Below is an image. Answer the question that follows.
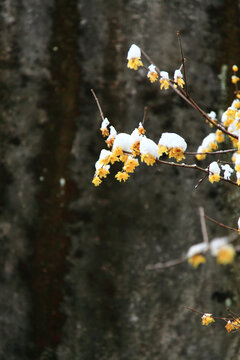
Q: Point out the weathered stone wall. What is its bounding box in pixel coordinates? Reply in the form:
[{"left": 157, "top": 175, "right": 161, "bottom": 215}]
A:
[{"left": 0, "top": 0, "right": 240, "bottom": 359}]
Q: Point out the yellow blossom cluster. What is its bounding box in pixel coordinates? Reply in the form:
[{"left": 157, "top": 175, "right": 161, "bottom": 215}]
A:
[
  {"left": 200, "top": 313, "right": 240, "bottom": 333},
  {"left": 201, "top": 314, "right": 215, "bottom": 326},
  {"left": 92, "top": 115, "right": 188, "bottom": 186},
  {"left": 127, "top": 44, "right": 185, "bottom": 91},
  {"left": 187, "top": 238, "right": 236, "bottom": 269}
]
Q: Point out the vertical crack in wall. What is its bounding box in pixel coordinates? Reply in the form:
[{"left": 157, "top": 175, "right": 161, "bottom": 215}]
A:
[{"left": 31, "top": 0, "right": 80, "bottom": 355}]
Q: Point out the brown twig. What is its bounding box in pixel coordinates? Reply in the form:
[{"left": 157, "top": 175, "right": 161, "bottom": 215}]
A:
[
  {"left": 91, "top": 89, "right": 105, "bottom": 121},
  {"left": 194, "top": 174, "right": 208, "bottom": 189},
  {"left": 146, "top": 256, "right": 187, "bottom": 270},
  {"left": 177, "top": 31, "right": 189, "bottom": 97},
  {"left": 155, "top": 158, "right": 238, "bottom": 187},
  {"left": 204, "top": 214, "right": 239, "bottom": 232},
  {"left": 199, "top": 207, "right": 209, "bottom": 245},
  {"left": 142, "top": 106, "right": 148, "bottom": 126},
  {"left": 140, "top": 48, "right": 238, "bottom": 140},
  {"left": 185, "top": 149, "right": 236, "bottom": 156}
]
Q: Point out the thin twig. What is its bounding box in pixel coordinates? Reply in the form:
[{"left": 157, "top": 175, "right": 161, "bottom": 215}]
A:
[
  {"left": 146, "top": 256, "right": 187, "bottom": 270},
  {"left": 204, "top": 214, "right": 239, "bottom": 232},
  {"left": 91, "top": 89, "right": 105, "bottom": 121},
  {"left": 177, "top": 31, "right": 189, "bottom": 97},
  {"left": 199, "top": 207, "right": 209, "bottom": 245},
  {"left": 141, "top": 48, "right": 238, "bottom": 140},
  {"left": 195, "top": 174, "right": 208, "bottom": 189},
  {"left": 142, "top": 106, "right": 148, "bottom": 126},
  {"left": 155, "top": 158, "right": 238, "bottom": 187},
  {"left": 185, "top": 149, "right": 236, "bottom": 156}
]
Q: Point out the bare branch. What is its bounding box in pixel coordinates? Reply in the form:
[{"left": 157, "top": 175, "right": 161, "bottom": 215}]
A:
[
  {"left": 91, "top": 89, "right": 105, "bottom": 121},
  {"left": 199, "top": 207, "right": 209, "bottom": 245},
  {"left": 142, "top": 106, "right": 148, "bottom": 126},
  {"left": 177, "top": 31, "right": 189, "bottom": 97},
  {"left": 146, "top": 256, "right": 187, "bottom": 270},
  {"left": 204, "top": 214, "right": 239, "bottom": 232}
]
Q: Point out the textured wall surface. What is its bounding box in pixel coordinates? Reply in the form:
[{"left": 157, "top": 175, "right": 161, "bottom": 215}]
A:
[{"left": 0, "top": 0, "right": 240, "bottom": 359}]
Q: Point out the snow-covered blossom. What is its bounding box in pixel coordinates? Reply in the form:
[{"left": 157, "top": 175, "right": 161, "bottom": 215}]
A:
[
  {"left": 208, "top": 161, "right": 220, "bottom": 183},
  {"left": 221, "top": 164, "right": 233, "bottom": 180},
  {"left": 147, "top": 64, "right": 158, "bottom": 83},
  {"left": 187, "top": 242, "right": 208, "bottom": 258},
  {"left": 208, "top": 111, "right": 217, "bottom": 120},
  {"left": 113, "top": 133, "right": 133, "bottom": 153},
  {"left": 160, "top": 71, "right": 170, "bottom": 90},
  {"left": 140, "top": 137, "right": 158, "bottom": 165},
  {"left": 106, "top": 126, "right": 117, "bottom": 148},
  {"left": 127, "top": 44, "right": 143, "bottom": 70},
  {"left": 201, "top": 314, "right": 215, "bottom": 326},
  {"left": 158, "top": 132, "right": 187, "bottom": 162},
  {"left": 210, "top": 236, "right": 236, "bottom": 265},
  {"left": 187, "top": 242, "right": 208, "bottom": 268},
  {"left": 174, "top": 69, "right": 184, "bottom": 88},
  {"left": 100, "top": 118, "right": 110, "bottom": 137},
  {"left": 216, "top": 245, "right": 236, "bottom": 265}
]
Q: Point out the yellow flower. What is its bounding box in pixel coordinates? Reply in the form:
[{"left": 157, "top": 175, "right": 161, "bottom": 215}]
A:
[
  {"left": 92, "top": 176, "right": 102, "bottom": 186},
  {"left": 101, "top": 128, "right": 109, "bottom": 137},
  {"left": 120, "top": 154, "right": 129, "bottom": 163},
  {"left": 209, "top": 141, "right": 218, "bottom": 151},
  {"left": 225, "top": 321, "right": 235, "bottom": 333},
  {"left": 115, "top": 171, "right": 129, "bottom": 182},
  {"left": 123, "top": 158, "right": 139, "bottom": 173},
  {"left": 127, "top": 58, "right": 143, "bottom": 71},
  {"left": 96, "top": 167, "right": 110, "bottom": 179},
  {"left": 215, "top": 130, "right": 225, "bottom": 143},
  {"left": 112, "top": 146, "right": 123, "bottom": 157},
  {"left": 232, "top": 65, "right": 238, "bottom": 72},
  {"left": 234, "top": 101, "right": 240, "bottom": 109},
  {"left": 232, "top": 75, "right": 240, "bottom": 84},
  {"left": 100, "top": 156, "right": 110, "bottom": 166},
  {"left": 225, "top": 318, "right": 240, "bottom": 332},
  {"left": 225, "top": 320, "right": 240, "bottom": 332},
  {"left": 209, "top": 174, "right": 220, "bottom": 184},
  {"left": 168, "top": 147, "right": 185, "bottom": 162},
  {"left": 176, "top": 77, "right": 185, "bottom": 88},
  {"left": 138, "top": 125, "right": 146, "bottom": 135},
  {"left": 160, "top": 78, "right": 170, "bottom": 90},
  {"left": 188, "top": 254, "right": 206, "bottom": 268},
  {"left": 105, "top": 137, "right": 115, "bottom": 148},
  {"left": 131, "top": 141, "right": 140, "bottom": 157},
  {"left": 238, "top": 177, "right": 240, "bottom": 186},
  {"left": 141, "top": 154, "right": 156, "bottom": 166},
  {"left": 158, "top": 145, "right": 168, "bottom": 157},
  {"left": 196, "top": 152, "right": 206, "bottom": 161},
  {"left": 201, "top": 314, "right": 215, "bottom": 326},
  {"left": 235, "top": 164, "right": 240, "bottom": 172},
  {"left": 148, "top": 72, "right": 159, "bottom": 83},
  {"left": 217, "top": 245, "right": 236, "bottom": 265}
]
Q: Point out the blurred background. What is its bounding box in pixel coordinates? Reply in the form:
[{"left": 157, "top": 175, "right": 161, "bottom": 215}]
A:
[{"left": 0, "top": 0, "right": 240, "bottom": 359}]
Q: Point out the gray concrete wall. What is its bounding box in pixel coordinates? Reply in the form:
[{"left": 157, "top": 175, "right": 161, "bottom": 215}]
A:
[{"left": 0, "top": 0, "right": 240, "bottom": 359}]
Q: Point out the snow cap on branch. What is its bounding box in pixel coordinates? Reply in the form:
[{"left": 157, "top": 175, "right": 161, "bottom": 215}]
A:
[
  {"left": 187, "top": 242, "right": 208, "bottom": 258},
  {"left": 158, "top": 132, "right": 187, "bottom": 151},
  {"left": 127, "top": 44, "right": 141, "bottom": 60},
  {"left": 221, "top": 164, "right": 233, "bottom": 180},
  {"left": 139, "top": 137, "right": 158, "bottom": 158},
  {"left": 113, "top": 133, "right": 133, "bottom": 153}
]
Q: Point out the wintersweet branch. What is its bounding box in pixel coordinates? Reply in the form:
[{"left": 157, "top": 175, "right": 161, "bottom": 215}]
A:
[
  {"left": 185, "top": 149, "right": 236, "bottom": 156},
  {"left": 91, "top": 89, "right": 105, "bottom": 121},
  {"left": 155, "top": 158, "right": 238, "bottom": 187},
  {"left": 141, "top": 49, "right": 238, "bottom": 140},
  {"left": 146, "top": 256, "right": 187, "bottom": 270},
  {"left": 204, "top": 214, "right": 240, "bottom": 233}
]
